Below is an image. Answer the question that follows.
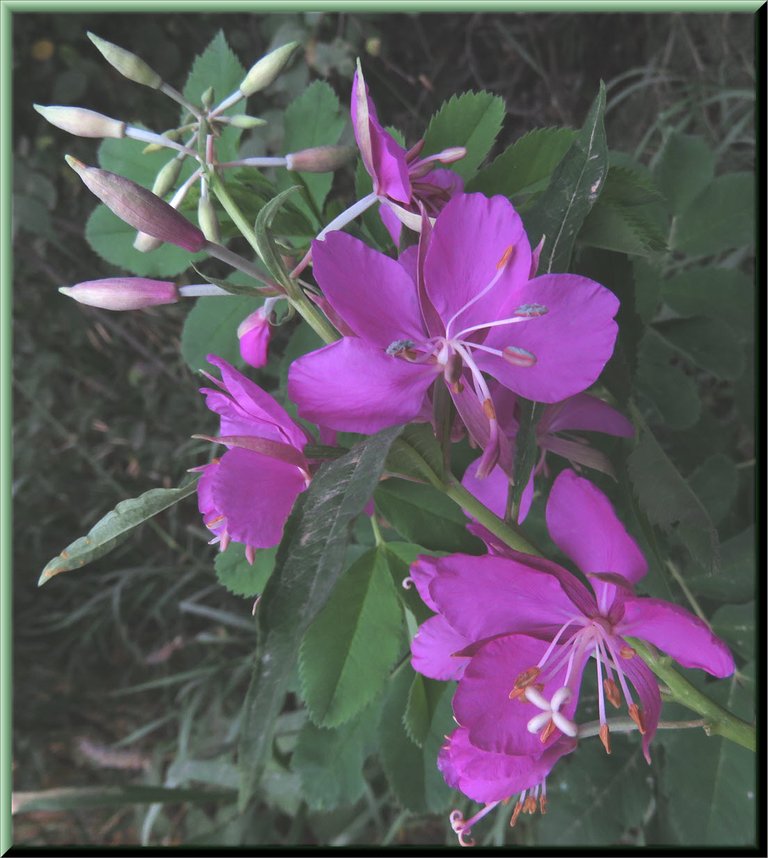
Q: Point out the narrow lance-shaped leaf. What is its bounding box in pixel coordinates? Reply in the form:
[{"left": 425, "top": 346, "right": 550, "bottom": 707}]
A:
[
  {"left": 524, "top": 82, "right": 608, "bottom": 273},
  {"left": 253, "top": 185, "right": 303, "bottom": 287},
  {"left": 39, "top": 477, "right": 199, "bottom": 585},
  {"left": 510, "top": 397, "right": 541, "bottom": 513},
  {"left": 237, "top": 426, "right": 403, "bottom": 811}
]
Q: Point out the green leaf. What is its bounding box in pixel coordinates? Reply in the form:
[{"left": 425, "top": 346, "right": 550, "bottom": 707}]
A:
[
  {"left": 214, "top": 543, "right": 277, "bottom": 598},
  {"left": 662, "top": 267, "right": 754, "bottom": 336},
  {"left": 378, "top": 667, "right": 454, "bottom": 814},
  {"left": 627, "top": 408, "right": 718, "bottom": 574},
  {"left": 299, "top": 547, "right": 404, "bottom": 727},
  {"left": 237, "top": 426, "right": 403, "bottom": 810},
  {"left": 579, "top": 200, "right": 667, "bottom": 256},
  {"left": 39, "top": 477, "right": 199, "bottom": 584},
  {"left": 687, "top": 527, "right": 754, "bottom": 601},
  {"left": 384, "top": 423, "right": 445, "bottom": 485},
  {"left": 183, "top": 30, "right": 246, "bottom": 162},
  {"left": 673, "top": 172, "right": 755, "bottom": 256},
  {"left": 253, "top": 185, "right": 303, "bottom": 285},
  {"left": 510, "top": 398, "right": 541, "bottom": 512},
  {"left": 277, "top": 80, "right": 346, "bottom": 225},
  {"left": 655, "top": 317, "right": 745, "bottom": 381},
  {"left": 12, "top": 784, "right": 235, "bottom": 813},
  {"left": 292, "top": 706, "right": 377, "bottom": 810},
  {"left": 654, "top": 131, "right": 715, "bottom": 215},
  {"left": 466, "top": 127, "right": 576, "bottom": 198},
  {"left": 636, "top": 329, "right": 701, "bottom": 430},
  {"left": 523, "top": 82, "right": 608, "bottom": 273},
  {"left": 421, "top": 90, "right": 506, "bottom": 181},
  {"left": 711, "top": 602, "right": 754, "bottom": 661},
  {"left": 180, "top": 294, "right": 262, "bottom": 372},
  {"left": 688, "top": 453, "right": 739, "bottom": 527},
  {"left": 535, "top": 738, "right": 652, "bottom": 845},
  {"left": 380, "top": 543, "right": 434, "bottom": 624},
  {"left": 85, "top": 204, "right": 202, "bottom": 278},
  {"left": 375, "top": 479, "right": 483, "bottom": 554},
  {"left": 657, "top": 667, "right": 756, "bottom": 845},
  {"left": 403, "top": 675, "right": 447, "bottom": 748}
]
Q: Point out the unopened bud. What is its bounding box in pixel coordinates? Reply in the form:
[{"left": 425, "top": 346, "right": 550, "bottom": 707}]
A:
[
  {"left": 285, "top": 145, "right": 356, "bottom": 173},
  {"left": 197, "top": 195, "right": 220, "bottom": 243},
  {"left": 201, "top": 86, "right": 215, "bottom": 110},
  {"left": 66, "top": 155, "right": 206, "bottom": 253},
  {"left": 87, "top": 32, "right": 162, "bottom": 89},
  {"left": 133, "top": 232, "right": 163, "bottom": 253},
  {"left": 240, "top": 41, "right": 300, "bottom": 97},
  {"left": 225, "top": 114, "right": 267, "bottom": 129},
  {"left": 435, "top": 146, "right": 466, "bottom": 164},
  {"left": 152, "top": 157, "right": 184, "bottom": 197},
  {"left": 60, "top": 277, "right": 178, "bottom": 311},
  {"left": 34, "top": 104, "right": 126, "bottom": 139},
  {"left": 237, "top": 306, "right": 271, "bottom": 368}
]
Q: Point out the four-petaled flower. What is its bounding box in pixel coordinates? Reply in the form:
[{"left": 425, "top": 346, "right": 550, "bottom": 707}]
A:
[{"left": 194, "top": 355, "right": 312, "bottom": 562}]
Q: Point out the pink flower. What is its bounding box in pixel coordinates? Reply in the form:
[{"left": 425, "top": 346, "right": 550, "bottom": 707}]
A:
[
  {"left": 59, "top": 277, "right": 178, "bottom": 311},
  {"left": 195, "top": 356, "right": 312, "bottom": 562},
  {"left": 237, "top": 306, "right": 272, "bottom": 369},
  {"left": 288, "top": 193, "right": 620, "bottom": 476}
]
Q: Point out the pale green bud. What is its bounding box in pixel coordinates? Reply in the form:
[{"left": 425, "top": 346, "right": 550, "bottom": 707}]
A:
[
  {"left": 285, "top": 145, "right": 356, "bottom": 173},
  {"left": 201, "top": 86, "right": 215, "bottom": 110},
  {"left": 240, "top": 41, "right": 300, "bottom": 97},
  {"left": 197, "top": 195, "right": 220, "bottom": 243},
  {"left": 34, "top": 104, "right": 126, "bottom": 139},
  {"left": 87, "top": 32, "right": 162, "bottom": 89},
  {"left": 225, "top": 114, "right": 268, "bottom": 129},
  {"left": 151, "top": 158, "right": 184, "bottom": 197}
]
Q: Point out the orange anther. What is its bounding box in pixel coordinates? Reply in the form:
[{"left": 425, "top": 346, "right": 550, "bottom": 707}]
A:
[
  {"left": 603, "top": 678, "right": 621, "bottom": 709},
  {"left": 523, "top": 795, "right": 538, "bottom": 814},
  {"left": 599, "top": 723, "right": 612, "bottom": 755},
  {"left": 514, "top": 666, "right": 541, "bottom": 687},
  {"left": 539, "top": 795, "right": 548, "bottom": 815},
  {"left": 497, "top": 244, "right": 515, "bottom": 270},
  {"left": 539, "top": 719, "right": 556, "bottom": 744},
  {"left": 620, "top": 645, "right": 636, "bottom": 659},
  {"left": 482, "top": 397, "right": 497, "bottom": 420},
  {"left": 628, "top": 703, "right": 646, "bottom": 734},
  {"left": 509, "top": 801, "right": 524, "bottom": 827}
]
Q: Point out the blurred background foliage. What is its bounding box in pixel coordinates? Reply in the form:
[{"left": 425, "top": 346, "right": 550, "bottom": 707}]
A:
[{"left": 12, "top": 10, "right": 754, "bottom": 847}]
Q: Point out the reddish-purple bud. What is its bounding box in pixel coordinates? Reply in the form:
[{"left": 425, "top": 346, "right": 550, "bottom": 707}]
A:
[
  {"left": 65, "top": 155, "right": 206, "bottom": 252},
  {"left": 237, "top": 307, "right": 271, "bottom": 368},
  {"left": 59, "top": 277, "right": 178, "bottom": 311}
]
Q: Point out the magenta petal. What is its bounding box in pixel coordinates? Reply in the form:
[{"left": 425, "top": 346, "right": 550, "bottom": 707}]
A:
[
  {"left": 288, "top": 338, "right": 439, "bottom": 433},
  {"left": 454, "top": 635, "right": 582, "bottom": 757},
  {"left": 211, "top": 448, "right": 307, "bottom": 548},
  {"left": 541, "top": 393, "right": 634, "bottom": 438},
  {"left": 618, "top": 598, "right": 735, "bottom": 678},
  {"left": 425, "top": 194, "right": 532, "bottom": 333},
  {"left": 312, "top": 232, "right": 424, "bottom": 348},
  {"left": 428, "top": 554, "right": 580, "bottom": 642},
  {"left": 378, "top": 201, "right": 403, "bottom": 246},
  {"left": 461, "top": 460, "right": 508, "bottom": 519},
  {"left": 438, "top": 727, "right": 573, "bottom": 804},
  {"left": 237, "top": 308, "right": 271, "bottom": 368},
  {"left": 618, "top": 649, "right": 662, "bottom": 763},
  {"left": 546, "top": 470, "right": 647, "bottom": 587},
  {"left": 478, "top": 273, "right": 619, "bottom": 403},
  {"left": 411, "top": 614, "right": 471, "bottom": 681},
  {"left": 408, "top": 554, "right": 440, "bottom": 611}
]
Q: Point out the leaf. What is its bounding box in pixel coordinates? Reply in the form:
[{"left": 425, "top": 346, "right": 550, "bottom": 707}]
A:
[
  {"left": 687, "top": 527, "right": 754, "bottom": 601},
  {"left": 523, "top": 82, "right": 608, "bottom": 273},
  {"left": 12, "top": 784, "right": 235, "bottom": 813},
  {"left": 673, "top": 173, "right": 755, "bottom": 256},
  {"left": 292, "top": 706, "right": 377, "bottom": 810},
  {"left": 380, "top": 543, "right": 434, "bottom": 624},
  {"left": 687, "top": 454, "right": 739, "bottom": 527},
  {"left": 421, "top": 90, "right": 506, "bottom": 181},
  {"left": 636, "top": 329, "right": 701, "bottom": 430},
  {"left": 657, "top": 667, "right": 756, "bottom": 845},
  {"left": 374, "top": 479, "right": 483, "bottom": 554},
  {"left": 466, "top": 127, "right": 576, "bottom": 198},
  {"left": 662, "top": 267, "right": 754, "bottom": 337},
  {"left": 85, "top": 205, "right": 202, "bottom": 278},
  {"left": 384, "top": 423, "right": 445, "bottom": 485},
  {"left": 654, "top": 317, "right": 745, "bottom": 381},
  {"left": 97, "top": 135, "right": 195, "bottom": 189},
  {"left": 299, "top": 547, "right": 404, "bottom": 727},
  {"left": 711, "top": 602, "right": 754, "bottom": 661},
  {"left": 237, "top": 426, "right": 403, "bottom": 810},
  {"left": 403, "top": 675, "right": 447, "bottom": 748},
  {"left": 654, "top": 131, "right": 716, "bottom": 215},
  {"left": 253, "top": 185, "right": 303, "bottom": 286},
  {"left": 277, "top": 80, "right": 347, "bottom": 224},
  {"left": 378, "top": 667, "right": 454, "bottom": 814},
  {"left": 627, "top": 408, "right": 718, "bottom": 574},
  {"left": 180, "top": 294, "right": 262, "bottom": 372},
  {"left": 535, "top": 738, "right": 652, "bottom": 845},
  {"left": 579, "top": 201, "right": 667, "bottom": 256},
  {"left": 510, "top": 398, "right": 541, "bottom": 512},
  {"left": 214, "top": 543, "right": 277, "bottom": 598},
  {"left": 182, "top": 30, "right": 246, "bottom": 162},
  {"left": 39, "top": 477, "right": 199, "bottom": 584}
]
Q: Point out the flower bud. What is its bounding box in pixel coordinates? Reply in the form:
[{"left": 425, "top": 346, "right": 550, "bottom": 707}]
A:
[
  {"left": 201, "top": 86, "right": 215, "bottom": 110},
  {"left": 152, "top": 157, "right": 184, "bottom": 197},
  {"left": 197, "top": 195, "right": 220, "bottom": 243},
  {"left": 34, "top": 104, "right": 126, "bottom": 139},
  {"left": 285, "top": 145, "right": 356, "bottom": 173},
  {"left": 225, "top": 114, "right": 267, "bottom": 129},
  {"left": 65, "top": 155, "right": 206, "bottom": 253},
  {"left": 237, "top": 307, "right": 271, "bottom": 368},
  {"left": 240, "top": 41, "right": 300, "bottom": 97},
  {"left": 87, "top": 32, "right": 162, "bottom": 89},
  {"left": 60, "top": 277, "right": 178, "bottom": 311},
  {"left": 133, "top": 232, "right": 163, "bottom": 253}
]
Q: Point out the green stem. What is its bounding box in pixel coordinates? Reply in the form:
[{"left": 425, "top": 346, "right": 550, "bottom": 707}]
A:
[
  {"left": 627, "top": 637, "right": 756, "bottom": 752},
  {"left": 443, "top": 479, "right": 541, "bottom": 557},
  {"left": 207, "top": 171, "right": 339, "bottom": 345}
]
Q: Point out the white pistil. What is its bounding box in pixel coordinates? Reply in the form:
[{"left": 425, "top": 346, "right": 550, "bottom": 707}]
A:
[
  {"left": 316, "top": 191, "right": 379, "bottom": 240},
  {"left": 444, "top": 254, "right": 511, "bottom": 339}
]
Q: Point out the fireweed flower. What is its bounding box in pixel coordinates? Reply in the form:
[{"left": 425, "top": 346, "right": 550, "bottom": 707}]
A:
[
  {"left": 237, "top": 299, "right": 281, "bottom": 369},
  {"left": 288, "top": 193, "right": 620, "bottom": 475},
  {"left": 194, "top": 355, "right": 312, "bottom": 562},
  {"left": 461, "top": 390, "right": 634, "bottom": 522}
]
